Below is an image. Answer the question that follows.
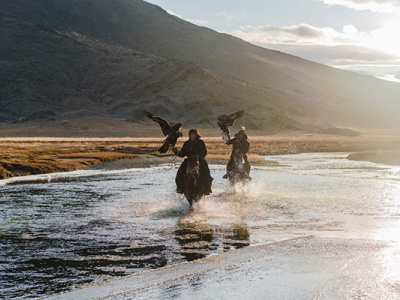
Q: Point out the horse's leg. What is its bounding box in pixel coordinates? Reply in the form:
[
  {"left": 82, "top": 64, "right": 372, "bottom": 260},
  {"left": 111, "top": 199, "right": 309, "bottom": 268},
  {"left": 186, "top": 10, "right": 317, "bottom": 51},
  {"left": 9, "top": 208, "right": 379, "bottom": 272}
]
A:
[{"left": 184, "top": 174, "right": 194, "bottom": 206}]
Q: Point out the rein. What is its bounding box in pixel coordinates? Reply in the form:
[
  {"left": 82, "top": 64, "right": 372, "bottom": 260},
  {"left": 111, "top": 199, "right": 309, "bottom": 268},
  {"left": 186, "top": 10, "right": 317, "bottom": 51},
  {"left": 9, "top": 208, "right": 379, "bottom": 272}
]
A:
[{"left": 166, "top": 154, "right": 178, "bottom": 171}]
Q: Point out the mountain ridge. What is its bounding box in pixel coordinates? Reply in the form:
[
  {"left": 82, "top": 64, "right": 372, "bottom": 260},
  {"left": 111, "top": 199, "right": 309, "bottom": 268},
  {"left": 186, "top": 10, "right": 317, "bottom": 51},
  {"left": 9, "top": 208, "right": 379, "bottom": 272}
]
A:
[{"left": 1, "top": 0, "right": 399, "bottom": 135}]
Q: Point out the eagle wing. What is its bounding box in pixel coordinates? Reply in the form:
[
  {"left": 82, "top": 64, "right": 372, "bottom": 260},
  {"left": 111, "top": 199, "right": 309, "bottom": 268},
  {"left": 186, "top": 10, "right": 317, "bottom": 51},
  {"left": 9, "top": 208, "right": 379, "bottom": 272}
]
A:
[
  {"left": 226, "top": 110, "right": 245, "bottom": 127},
  {"left": 143, "top": 112, "right": 183, "bottom": 153},
  {"left": 171, "top": 122, "right": 183, "bottom": 132},
  {"left": 217, "top": 110, "right": 245, "bottom": 143},
  {"left": 143, "top": 111, "right": 173, "bottom": 136}
]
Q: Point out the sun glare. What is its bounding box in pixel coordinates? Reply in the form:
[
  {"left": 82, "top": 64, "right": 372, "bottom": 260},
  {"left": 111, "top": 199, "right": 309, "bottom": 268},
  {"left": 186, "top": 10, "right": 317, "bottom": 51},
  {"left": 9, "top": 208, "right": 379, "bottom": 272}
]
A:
[{"left": 366, "top": 18, "right": 400, "bottom": 57}]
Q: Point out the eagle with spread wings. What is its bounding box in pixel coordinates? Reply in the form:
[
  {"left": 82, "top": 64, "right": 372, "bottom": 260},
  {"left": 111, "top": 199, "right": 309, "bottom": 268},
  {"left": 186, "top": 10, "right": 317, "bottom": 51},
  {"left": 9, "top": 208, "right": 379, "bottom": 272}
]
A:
[
  {"left": 217, "top": 110, "right": 245, "bottom": 143},
  {"left": 143, "top": 111, "right": 183, "bottom": 153}
]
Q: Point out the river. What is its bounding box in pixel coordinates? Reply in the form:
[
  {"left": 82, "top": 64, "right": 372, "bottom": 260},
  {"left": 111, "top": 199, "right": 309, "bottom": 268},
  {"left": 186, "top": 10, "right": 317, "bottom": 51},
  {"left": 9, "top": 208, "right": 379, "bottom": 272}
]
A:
[{"left": 1, "top": 153, "right": 400, "bottom": 298}]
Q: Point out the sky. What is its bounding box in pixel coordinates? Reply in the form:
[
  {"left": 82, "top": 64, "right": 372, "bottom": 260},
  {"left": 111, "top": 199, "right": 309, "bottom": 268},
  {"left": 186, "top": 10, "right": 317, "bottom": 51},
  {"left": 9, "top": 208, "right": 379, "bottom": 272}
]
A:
[{"left": 145, "top": 0, "right": 400, "bottom": 82}]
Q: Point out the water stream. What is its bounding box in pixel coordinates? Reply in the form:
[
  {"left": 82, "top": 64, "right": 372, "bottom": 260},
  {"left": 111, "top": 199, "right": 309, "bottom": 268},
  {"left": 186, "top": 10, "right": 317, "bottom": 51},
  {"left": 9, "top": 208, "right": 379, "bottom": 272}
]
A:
[{"left": 1, "top": 153, "right": 400, "bottom": 298}]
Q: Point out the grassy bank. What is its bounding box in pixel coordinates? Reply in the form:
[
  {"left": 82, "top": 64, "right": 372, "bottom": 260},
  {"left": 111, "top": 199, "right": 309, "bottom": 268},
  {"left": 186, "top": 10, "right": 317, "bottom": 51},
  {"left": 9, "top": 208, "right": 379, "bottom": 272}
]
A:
[{"left": 0, "top": 134, "right": 396, "bottom": 180}]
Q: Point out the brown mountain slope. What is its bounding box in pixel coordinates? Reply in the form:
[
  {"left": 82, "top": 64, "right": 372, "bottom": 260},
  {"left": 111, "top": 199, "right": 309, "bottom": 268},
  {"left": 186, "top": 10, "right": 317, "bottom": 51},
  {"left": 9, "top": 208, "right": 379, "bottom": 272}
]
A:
[{"left": 1, "top": 0, "right": 399, "bottom": 135}]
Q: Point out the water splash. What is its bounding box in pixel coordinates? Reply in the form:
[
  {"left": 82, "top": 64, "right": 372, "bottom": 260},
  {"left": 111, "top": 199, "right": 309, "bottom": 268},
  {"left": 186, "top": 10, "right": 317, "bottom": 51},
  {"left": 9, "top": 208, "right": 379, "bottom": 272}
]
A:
[{"left": 2, "top": 153, "right": 400, "bottom": 298}]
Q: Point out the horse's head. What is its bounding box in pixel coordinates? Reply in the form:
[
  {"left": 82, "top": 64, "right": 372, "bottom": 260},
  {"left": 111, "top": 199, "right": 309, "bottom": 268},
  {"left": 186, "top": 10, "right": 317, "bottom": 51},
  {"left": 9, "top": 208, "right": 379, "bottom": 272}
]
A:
[
  {"left": 233, "top": 152, "right": 244, "bottom": 172},
  {"left": 184, "top": 155, "right": 205, "bottom": 204},
  {"left": 187, "top": 155, "right": 200, "bottom": 181}
]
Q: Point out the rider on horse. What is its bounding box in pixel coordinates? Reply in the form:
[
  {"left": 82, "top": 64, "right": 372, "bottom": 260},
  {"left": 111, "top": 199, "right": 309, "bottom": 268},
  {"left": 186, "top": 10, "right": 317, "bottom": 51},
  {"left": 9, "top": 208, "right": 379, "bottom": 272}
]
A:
[
  {"left": 223, "top": 127, "right": 251, "bottom": 179},
  {"left": 173, "top": 128, "right": 213, "bottom": 195}
]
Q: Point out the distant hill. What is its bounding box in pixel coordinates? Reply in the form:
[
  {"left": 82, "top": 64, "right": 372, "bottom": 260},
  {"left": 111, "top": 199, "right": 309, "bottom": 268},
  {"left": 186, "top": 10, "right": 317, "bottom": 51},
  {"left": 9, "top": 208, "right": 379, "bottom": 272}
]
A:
[{"left": 1, "top": 0, "right": 400, "bottom": 136}]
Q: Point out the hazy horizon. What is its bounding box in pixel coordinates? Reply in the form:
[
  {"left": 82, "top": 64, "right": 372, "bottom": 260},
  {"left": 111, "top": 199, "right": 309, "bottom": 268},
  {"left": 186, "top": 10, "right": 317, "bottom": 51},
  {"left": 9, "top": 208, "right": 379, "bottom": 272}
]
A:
[{"left": 145, "top": 0, "right": 400, "bottom": 82}]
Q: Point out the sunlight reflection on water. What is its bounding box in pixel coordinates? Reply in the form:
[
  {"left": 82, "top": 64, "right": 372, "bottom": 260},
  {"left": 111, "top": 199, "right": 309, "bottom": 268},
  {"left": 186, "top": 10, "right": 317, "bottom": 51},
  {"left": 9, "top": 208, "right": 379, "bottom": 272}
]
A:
[{"left": 1, "top": 152, "right": 400, "bottom": 298}]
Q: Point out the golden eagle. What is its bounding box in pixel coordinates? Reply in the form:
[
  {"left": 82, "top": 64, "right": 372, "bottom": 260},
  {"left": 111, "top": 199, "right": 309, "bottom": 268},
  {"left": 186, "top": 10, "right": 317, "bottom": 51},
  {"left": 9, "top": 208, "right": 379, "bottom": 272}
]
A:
[
  {"left": 217, "top": 110, "right": 244, "bottom": 142},
  {"left": 143, "top": 111, "right": 183, "bottom": 153}
]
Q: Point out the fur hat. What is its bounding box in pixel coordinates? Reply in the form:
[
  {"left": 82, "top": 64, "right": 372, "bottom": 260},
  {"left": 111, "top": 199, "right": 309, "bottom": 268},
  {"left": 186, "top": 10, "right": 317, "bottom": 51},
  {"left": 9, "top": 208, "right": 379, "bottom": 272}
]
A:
[
  {"left": 188, "top": 128, "right": 201, "bottom": 138},
  {"left": 236, "top": 126, "right": 247, "bottom": 139}
]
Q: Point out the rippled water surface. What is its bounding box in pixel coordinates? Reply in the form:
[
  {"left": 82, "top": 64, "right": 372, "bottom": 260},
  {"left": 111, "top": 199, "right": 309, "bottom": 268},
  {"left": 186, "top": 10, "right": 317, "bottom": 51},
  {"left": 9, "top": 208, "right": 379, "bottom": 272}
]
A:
[{"left": 1, "top": 153, "right": 400, "bottom": 298}]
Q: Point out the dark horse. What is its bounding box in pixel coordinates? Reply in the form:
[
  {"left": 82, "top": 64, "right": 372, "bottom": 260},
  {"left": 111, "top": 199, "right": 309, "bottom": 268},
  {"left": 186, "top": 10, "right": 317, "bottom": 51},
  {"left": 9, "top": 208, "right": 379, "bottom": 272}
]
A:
[
  {"left": 184, "top": 155, "right": 205, "bottom": 206},
  {"left": 227, "top": 151, "right": 250, "bottom": 186}
]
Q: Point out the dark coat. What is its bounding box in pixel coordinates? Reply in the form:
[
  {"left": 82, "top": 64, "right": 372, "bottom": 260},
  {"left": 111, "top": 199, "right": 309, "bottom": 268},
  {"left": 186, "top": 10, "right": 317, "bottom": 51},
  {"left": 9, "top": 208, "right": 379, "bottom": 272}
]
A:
[
  {"left": 226, "top": 137, "right": 250, "bottom": 155},
  {"left": 226, "top": 136, "right": 250, "bottom": 175},
  {"left": 177, "top": 137, "right": 207, "bottom": 158}
]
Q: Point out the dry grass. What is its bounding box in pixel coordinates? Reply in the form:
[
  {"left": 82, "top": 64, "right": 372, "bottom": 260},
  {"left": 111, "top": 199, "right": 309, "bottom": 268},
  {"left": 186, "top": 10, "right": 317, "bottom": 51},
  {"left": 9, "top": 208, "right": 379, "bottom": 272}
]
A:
[
  {"left": 0, "top": 141, "right": 145, "bottom": 179},
  {"left": 0, "top": 134, "right": 397, "bottom": 180}
]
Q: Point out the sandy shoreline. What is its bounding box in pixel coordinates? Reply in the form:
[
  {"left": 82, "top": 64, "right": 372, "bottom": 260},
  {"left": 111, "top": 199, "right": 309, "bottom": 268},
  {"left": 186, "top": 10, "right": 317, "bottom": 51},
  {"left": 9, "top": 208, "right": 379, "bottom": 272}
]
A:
[
  {"left": 347, "top": 149, "right": 400, "bottom": 166},
  {"left": 1, "top": 134, "right": 399, "bottom": 180}
]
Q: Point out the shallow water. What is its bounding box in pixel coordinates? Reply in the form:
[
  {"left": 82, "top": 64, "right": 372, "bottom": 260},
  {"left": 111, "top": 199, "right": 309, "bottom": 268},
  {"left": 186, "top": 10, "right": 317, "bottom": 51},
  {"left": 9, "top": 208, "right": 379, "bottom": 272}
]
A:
[{"left": 1, "top": 153, "right": 400, "bottom": 298}]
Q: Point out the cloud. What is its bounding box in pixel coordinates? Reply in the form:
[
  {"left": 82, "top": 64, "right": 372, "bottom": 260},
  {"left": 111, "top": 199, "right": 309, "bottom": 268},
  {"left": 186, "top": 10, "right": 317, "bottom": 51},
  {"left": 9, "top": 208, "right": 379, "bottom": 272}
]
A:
[
  {"left": 264, "top": 43, "right": 400, "bottom": 81},
  {"left": 230, "top": 22, "right": 400, "bottom": 71},
  {"left": 166, "top": 10, "right": 208, "bottom": 26},
  {"left": 230, "top": 21, "right": 400, "bottom": 81},
  {"left": 230, "top": 23, "right": 365, "bottom": 48},
  {"left": 337, "top": 63, "right": 400, "bottom": 82},
  {"left": 343, "top": 24, "right": 358, "bottom": 35},
  {"left": 258, "top": 24, "right": 325, "bottom": 39},
  {"left": 269, "top": 44, "right": 399, "bottom": 65},
  {"left": 366, "top": 18, "right": 400, "bottom": 56},
  {"left": 317, "top": 0, "right": 400, "bottom": 13}
]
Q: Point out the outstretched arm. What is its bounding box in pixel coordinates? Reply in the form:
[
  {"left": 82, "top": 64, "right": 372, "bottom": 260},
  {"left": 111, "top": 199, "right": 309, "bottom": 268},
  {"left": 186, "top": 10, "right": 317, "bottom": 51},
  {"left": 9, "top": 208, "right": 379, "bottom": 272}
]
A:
[
  {"left": 173, "top": 142, "right": 187, "bottom": 157},
  {"left": 226, "top": 137, "right": 237, "bottom": 145}
]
